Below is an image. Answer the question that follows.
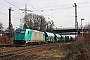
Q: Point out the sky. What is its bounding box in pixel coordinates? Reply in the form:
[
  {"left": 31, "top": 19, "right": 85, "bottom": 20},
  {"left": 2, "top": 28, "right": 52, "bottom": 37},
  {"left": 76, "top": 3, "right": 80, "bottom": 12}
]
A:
[{"left": 0, "top": 0, "right": 90, "bottom": 30}]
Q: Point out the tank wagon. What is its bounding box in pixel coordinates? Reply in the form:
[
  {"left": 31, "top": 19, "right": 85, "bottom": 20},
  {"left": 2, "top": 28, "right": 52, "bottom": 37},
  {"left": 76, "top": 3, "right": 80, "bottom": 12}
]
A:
[
  {"left": 54, "top": 34, "right": 61, "bottom": 42},
  {"left": 14, "top": 28, "right": 73, "bottom": 46},
  {"left": 61, "top": 35, "right": 74, "bottom": 42},
  {"left": 60, "top": 35, "right": 65, "bottom": 42},
  {"left": 43, "top": 32, "right": 55, "bottom": 43}
]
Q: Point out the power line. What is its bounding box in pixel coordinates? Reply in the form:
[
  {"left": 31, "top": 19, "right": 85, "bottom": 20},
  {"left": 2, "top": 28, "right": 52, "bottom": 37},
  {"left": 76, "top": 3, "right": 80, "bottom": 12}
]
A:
[
  {"left": 4, "top": 0, "right": 90, "bottom": 13},
  {"left": 25, "top": 2, "right": 90, "bottom": 12},
  {"left": 2, "top": 0, "right": 24, "bottom": 28},
  {"left": 1, "top": 22, "right": 20, "bottom": 27},
  {"left": 35, "top": 2, "right": 90, "bottom": 9},
  {"left": 0, "top": 2, "right": 23, "bottom": 17},
  {"left": 0, "top": 12, "right": 22, "bottom": 24},
  {"left": 0, "top": 12, "right": 8, "bottom": 16},
  {"left": 43, "top": 6, "right": 73, "bottom": 20},
  {"left": 47, "top": 7, "right": 73, "bottom": 16},
  {"left": 0, "top": 11, "right": 20, "bottom": 21},
  {"left": 35, "top": 4, "right": 72, "bottom": 9},
  {"left": 31, "top": 6, "right": 73, "bottom": 13},
  {"left": 3, "top": 0, "right": 90, "bottom": 11},
  {"left": 4, "top": 0, "right": 20, "bottom": 9},
  {"left": 22, "top": 0, "right": 72, "bottom": 13},
  {"left": 2, "top": 0, "right": 25, "bottom": 28}
]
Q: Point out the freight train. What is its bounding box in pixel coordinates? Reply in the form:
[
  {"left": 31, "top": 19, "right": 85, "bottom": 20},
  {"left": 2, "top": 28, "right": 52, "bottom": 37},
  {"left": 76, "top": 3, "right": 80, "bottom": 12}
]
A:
[{"left": 14, "top": 28, "right": 73, "bottom": 46}]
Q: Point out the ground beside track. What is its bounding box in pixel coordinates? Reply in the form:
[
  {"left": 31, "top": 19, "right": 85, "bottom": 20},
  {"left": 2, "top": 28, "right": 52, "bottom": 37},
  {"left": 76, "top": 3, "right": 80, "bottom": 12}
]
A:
[{"left": 0, "top": 42, "right": 72, "bottom": 60}]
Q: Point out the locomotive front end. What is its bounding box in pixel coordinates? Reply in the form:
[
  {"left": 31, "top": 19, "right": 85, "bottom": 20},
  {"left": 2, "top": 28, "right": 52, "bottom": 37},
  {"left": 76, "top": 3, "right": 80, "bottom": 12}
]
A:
[{"left": 14, "top": 28, "right": 26, "bottom": 45}]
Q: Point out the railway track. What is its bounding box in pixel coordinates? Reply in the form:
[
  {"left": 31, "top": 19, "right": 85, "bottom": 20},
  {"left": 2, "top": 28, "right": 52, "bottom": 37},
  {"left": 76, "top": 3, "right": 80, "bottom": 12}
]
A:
[
  {"left": 0, "top": 43, "right": 52, "bottom": 59},
  {"left": 0, "top": 42, "right": 71, "bottom": 60},
  {"left": 0, "top": 44, "right": 14, "bottom": 47},
  {"left": 0, "top": 44, "right": 25, "bottom": 53}
]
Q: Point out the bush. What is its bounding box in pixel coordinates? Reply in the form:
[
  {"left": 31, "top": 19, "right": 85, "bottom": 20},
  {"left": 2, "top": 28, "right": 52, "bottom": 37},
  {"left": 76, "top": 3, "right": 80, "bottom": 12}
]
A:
[
  {"left": 0, "top": 35, "right": 13, "bottom": 44},
  {"left": 0, "top": 36, "right": 8, "bottom": 44},
  {"left": 64, "top": 30, "right": 90, "bottom": 60}
]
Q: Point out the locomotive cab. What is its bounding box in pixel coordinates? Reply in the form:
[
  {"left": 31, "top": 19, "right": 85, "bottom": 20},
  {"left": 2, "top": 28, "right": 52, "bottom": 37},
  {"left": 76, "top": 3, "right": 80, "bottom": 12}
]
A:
[
  {"left": 14, "top": 28, "right": 31, "bottom": 45},
  {"left": 14, "top": 28, "right": 26, "bottom": 45}
]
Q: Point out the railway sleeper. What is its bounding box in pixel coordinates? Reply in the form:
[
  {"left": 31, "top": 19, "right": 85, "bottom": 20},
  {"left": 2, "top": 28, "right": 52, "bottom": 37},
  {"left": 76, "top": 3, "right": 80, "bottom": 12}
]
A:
[
  {"left": 0, "top": 53, "right": 13, "bottom": 59},
  {"left": 0, "top": 55, "right": 5, "bottom": 58}
]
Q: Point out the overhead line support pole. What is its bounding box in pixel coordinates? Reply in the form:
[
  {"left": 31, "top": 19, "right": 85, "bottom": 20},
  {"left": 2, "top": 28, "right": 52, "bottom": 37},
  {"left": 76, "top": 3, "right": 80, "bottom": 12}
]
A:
[
  {"left": 9, "top": 7, "right": 11, "bottom": 43},
  {"left": 74, "top": 3, "right": 78, "bottom": 40},
  {"left": 74, "top": 3, "right": 77, "bottom": 29}
]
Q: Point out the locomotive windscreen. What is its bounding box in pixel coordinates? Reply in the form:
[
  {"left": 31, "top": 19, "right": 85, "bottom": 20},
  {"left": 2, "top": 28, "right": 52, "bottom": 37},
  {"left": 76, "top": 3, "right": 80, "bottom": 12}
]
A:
[{"left": 15, "top": 30, "right": 26, "bottom": 34}]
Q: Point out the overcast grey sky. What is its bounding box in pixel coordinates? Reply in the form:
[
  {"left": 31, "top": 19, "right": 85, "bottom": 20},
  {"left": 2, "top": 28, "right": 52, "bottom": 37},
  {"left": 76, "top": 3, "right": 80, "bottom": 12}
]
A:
[{"left": 0, "top": 0, "right": 90, "bottom": 29}]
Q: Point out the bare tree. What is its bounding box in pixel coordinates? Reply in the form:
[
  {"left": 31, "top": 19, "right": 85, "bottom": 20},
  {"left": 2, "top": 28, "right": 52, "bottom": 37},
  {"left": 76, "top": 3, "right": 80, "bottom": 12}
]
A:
[
  {"left": 23, "top": 13, "right": 55, "bottom": 32},
  {"left": 23, "top": 13, "right": 47, "bottom": 31},
  {"left": 39, "top": 15, "right": 47, "bottom": 31},
  {"left": 46, "top": 20, "right": 55, "bottom": 32},
  {"left": 0, "top": 22, "right": 3, "bottom": 30},
  {"left": 23, "top": 14, "right": 33, "bottom": 29},
  {"left": 33, "top": 14, "right": 39, "bottom": 30}
]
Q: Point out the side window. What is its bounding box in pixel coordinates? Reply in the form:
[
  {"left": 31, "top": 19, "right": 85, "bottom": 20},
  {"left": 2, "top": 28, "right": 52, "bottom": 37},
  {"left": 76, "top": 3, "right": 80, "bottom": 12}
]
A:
[{"left": 28, "top": 31, "right": 29, "bottom": 34}]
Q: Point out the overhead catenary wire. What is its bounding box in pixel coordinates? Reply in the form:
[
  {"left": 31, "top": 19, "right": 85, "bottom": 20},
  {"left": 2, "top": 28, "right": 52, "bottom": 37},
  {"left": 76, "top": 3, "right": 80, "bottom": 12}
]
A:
[
  {"left": 3, "top": 0, "right": 90, "bottom": 14},
  {"left": 0, "top": 11, "right": 20, "bottom": 21},
  {"left": 35, "top": 4, "right": 72, "bottom": 10},
  {"left": 2, "top": 0, "right": 90, "bottom": 19},
  {"left": 2, "top": 0, "right": 25, "bottom": 24},
  {"left": 29, "top": 2, "right": 90, "bottom": 12},
  {"left": 3, "top": 0, "right": 33, "bottom": 18},
  {"left": 22, "top": 0, "right": 74, "bottom": 13},
  {"left": 0, "top": 12, "right": 8, "bottom": 16},
  {"left": 43, "top": 6, "right": 73, "bottom": 17},
  {"left": 42, "top": 2, "right": 90, "bottom": 19},
  {"left": 0, "top": 0, "right": 23, "bottom": 18},
  {"left": 1, "top": 1, "right": 90, "bottom": 26},
  {"left": 36, "top": 2, "right": 90, "bottom": 9},
  {"left": 3, "top": 0, "right": 90, "bottom": 12},
  {"left": 0, "top": 2, "right": 23, "bottom": 18},
  {"left": 4, "top": 0, "right": 20, "bottom": 9}
]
